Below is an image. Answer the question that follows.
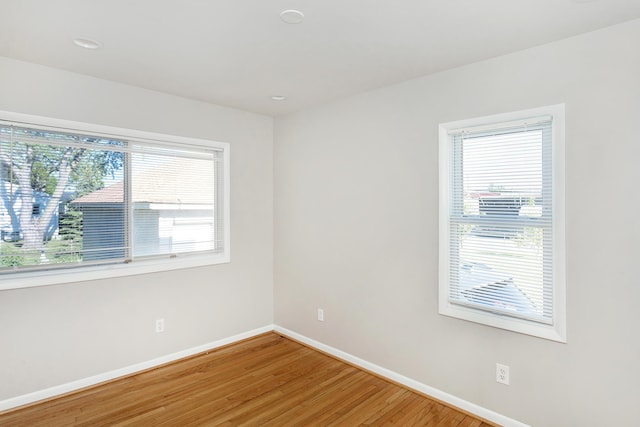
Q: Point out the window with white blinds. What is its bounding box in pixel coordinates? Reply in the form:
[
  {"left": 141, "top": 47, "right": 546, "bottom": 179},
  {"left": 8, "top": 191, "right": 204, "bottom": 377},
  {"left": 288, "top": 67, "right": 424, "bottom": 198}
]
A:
[
  {"left": 0, "top": 111, "right": 229, "bottom": 289},
  {"left": 439, "top": 105, "right": 565, "bottom": 342}
]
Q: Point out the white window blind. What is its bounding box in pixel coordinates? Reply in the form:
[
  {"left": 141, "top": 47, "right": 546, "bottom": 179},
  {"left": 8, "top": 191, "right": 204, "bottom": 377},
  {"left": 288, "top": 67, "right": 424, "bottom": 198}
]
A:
[
  {"left": 439, "top": 105, "right": 565, "bottom": 342},
  {"left": 448, "top": 117, "right": 553, "bottom": 324},
  {"left": 0, "top": 118, "right": 227, "bottom": 275}
]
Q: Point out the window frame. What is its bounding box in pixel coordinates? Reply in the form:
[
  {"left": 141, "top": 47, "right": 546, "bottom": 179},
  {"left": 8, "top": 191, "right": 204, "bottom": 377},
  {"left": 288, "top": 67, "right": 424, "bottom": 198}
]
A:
[
  {"left": 0, "top": 110, "right": 230, "bottom": 291},
  {"left": 438, "top": 105, "right": 566, "bottom": 342}
]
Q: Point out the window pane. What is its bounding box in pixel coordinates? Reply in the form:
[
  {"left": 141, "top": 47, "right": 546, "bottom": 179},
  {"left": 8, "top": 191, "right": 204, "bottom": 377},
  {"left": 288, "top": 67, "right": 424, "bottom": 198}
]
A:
[
  {"left": 1, "top": 122, "right": 223, "bottom": 273},
  {"left": 451, "top": 223, "right": 548, "bottom": 322},
  {"left": 1, "top": 126, "right": 125, "bottom": 269},
  {"left": 457, "top": 129, "right": 543, "bottom": 218},
  {"left": 130, "top": 151, "right": 217, "bottom": 257},
  {"left": 449, "top": 122, "right": 552, "bottom": 324}
]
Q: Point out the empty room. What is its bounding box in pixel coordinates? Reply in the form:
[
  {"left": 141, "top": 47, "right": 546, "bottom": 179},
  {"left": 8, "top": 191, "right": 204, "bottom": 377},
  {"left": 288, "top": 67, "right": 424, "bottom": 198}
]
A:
[{"left": 0, "top": 1, "right": 639, "bottom": 426}]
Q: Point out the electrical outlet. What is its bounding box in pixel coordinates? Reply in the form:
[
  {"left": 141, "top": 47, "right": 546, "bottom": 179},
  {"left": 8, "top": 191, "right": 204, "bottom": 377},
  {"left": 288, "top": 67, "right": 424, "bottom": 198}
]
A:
[
  {"left": 155, "top": 318, "right": 165, "bottom": 333},
  {"left": 496, "top": 363, "right": 510, "bottom": 385},
  {"left": 317, "top": 308, "right": 324, "bottom": 322}
]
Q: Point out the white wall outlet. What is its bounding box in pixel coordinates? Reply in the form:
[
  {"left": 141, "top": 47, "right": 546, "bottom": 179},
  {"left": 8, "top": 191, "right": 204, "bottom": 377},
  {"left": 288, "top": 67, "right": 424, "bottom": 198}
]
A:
[
  {"left": 317, "top": 308, "right": 324, "bottom": 322},
  {"left": 155, "top": 318, "right": 165, "bottom": 333},
  {"left": 496, "top": 363, "right": 510, "bottom": 385}
]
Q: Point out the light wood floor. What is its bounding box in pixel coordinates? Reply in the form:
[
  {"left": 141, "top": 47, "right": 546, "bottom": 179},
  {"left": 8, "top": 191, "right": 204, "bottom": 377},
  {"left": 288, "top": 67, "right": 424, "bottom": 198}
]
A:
[{"left": 0, "top": 333, "right": 496, "bottom": 426}]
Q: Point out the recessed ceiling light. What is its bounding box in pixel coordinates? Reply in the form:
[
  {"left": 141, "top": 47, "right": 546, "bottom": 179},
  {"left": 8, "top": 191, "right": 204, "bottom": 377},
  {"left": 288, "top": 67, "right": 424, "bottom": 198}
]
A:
[
  {"left": 73, "top": 38, "right": 102, "bottom": 50},
  {"left": 271, "top": 96, "right": 287, "bottom": 101},
  {"left": 280, "top": 9, "right": 304, "bottom": 24}
]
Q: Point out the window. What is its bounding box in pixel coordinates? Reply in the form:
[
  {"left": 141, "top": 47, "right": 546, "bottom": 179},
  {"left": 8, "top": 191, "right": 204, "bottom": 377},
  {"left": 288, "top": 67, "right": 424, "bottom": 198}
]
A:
[
  {"left": 439, "top": 105, "right": 565, "bottom": 342},
  {"left": 0, "top": 111, "right": 230, "bottom": 290}
]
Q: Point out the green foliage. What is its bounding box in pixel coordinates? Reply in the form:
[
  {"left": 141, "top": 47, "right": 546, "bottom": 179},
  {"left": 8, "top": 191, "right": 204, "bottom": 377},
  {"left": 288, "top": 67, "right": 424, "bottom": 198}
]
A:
[
  {"left": 29, "top": 146, "right": 123, "bottom": 197},
  {"left": 0, "top": 237, "right": 83, "bottom": 268},
  {"left": 487, "top": 183, "right": 506, "bottom": 192},
  {"left": 459, "top": 223, "right": 474, "bottom": 238},
  {"left": 58, "top": 205, "right": 83, "bottom": 242},
  {"left": 71, "top": 153, "right": 110, "bottom": 196},
  {"left": 4, "top": 136, "right": 124, "bottom": 198},
  {"left": 0, "top": 242, "right": 37, "bottom": 267},
  {"left": 514, "top": 227, "right": 543, "bottom": 250},
  {"left": 44, "top": 239, "right": 82, "bottom": 263},
  {"left": 31, "top": 160, "right": 58, "bottom": 195}
]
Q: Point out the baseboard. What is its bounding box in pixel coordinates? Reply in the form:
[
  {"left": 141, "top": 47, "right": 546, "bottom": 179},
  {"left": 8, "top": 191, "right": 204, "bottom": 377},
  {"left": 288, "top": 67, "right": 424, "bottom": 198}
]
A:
[
  {"left": 0, "top": 324, "right": 274, "bottom": 413},
  {"left": 2, "top": 324, "right": 529, "bottom": 427},
  {"left": 274, "top": 325, "right": 529, "bottom": 427}
]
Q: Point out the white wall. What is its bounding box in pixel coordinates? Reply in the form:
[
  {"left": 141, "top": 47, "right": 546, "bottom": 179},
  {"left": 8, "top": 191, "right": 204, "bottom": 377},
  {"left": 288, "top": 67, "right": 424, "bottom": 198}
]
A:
[
  {"left": 274, "top": 19, "right": 640, "bottom": 427},
  {"left": 0, "top": 57, "right": 274, "bottom": 400}
]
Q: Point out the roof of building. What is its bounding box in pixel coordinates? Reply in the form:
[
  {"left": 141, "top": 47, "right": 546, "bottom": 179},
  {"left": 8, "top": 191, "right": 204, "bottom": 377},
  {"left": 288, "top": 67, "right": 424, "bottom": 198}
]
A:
[
  {"left": 72, "top": 157, "right": 215, "bottom": 205},
  {"left": 72, "top": 182, "right": 124, "bottom": 204}
]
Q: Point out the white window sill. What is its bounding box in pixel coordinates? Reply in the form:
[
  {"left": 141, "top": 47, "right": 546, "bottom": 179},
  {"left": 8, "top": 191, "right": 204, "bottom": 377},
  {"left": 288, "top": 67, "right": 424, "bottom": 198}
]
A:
[
  {"left": 0, "top": 253, "right": 230, "bottom": 291},
  {"left": 439, "top": 301, "right": 566, "bottom": 343}
]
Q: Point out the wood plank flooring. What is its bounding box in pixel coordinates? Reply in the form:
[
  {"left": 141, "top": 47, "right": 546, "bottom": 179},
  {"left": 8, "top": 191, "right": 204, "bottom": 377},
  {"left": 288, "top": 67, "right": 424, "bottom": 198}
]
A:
[{"left": 0, "top": 333, "right": 496, "bottom": 426}]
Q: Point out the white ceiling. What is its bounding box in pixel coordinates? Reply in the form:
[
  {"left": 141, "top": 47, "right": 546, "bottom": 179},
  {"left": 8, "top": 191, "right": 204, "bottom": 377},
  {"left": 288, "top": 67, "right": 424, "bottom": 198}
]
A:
[{"left": 1, "top": 0, "right": 639, "bottom": 116}]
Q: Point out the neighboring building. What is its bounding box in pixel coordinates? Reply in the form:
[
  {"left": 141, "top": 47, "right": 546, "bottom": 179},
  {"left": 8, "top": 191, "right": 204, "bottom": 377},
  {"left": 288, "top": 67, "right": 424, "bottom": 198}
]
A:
[
  {"left": 465, "top": 192, "right": 541, "bottom": 238},
  {"left": 72, "top": 158, "right": 216, "bottom": 261},
  {"left": 70, "top": 183, "right": 125, "bottom": 260}
]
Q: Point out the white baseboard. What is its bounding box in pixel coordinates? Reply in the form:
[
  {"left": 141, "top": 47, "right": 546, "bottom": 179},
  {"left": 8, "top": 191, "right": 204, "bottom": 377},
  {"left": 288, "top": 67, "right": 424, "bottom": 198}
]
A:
[
  {"left": 274, "top": 325, "right": 529, "bottom": 427},
  {"left": 2, "top": 324, "right": 529, "bottom": 427},
  {"left": 0, "top": 325, "right": 274, "bottom": 413}
]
